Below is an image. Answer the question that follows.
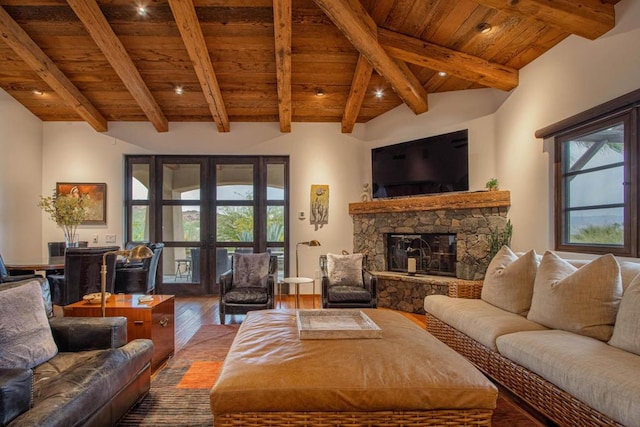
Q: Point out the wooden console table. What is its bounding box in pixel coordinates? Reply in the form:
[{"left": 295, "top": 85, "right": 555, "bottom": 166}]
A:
[{"left": 63, "top": 294, "right": 175, "bottom": 371}]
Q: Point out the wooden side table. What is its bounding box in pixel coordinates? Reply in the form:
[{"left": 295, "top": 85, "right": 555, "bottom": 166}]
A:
[{"left": 63, "top": 294, "right": 175, "bottom": 371}]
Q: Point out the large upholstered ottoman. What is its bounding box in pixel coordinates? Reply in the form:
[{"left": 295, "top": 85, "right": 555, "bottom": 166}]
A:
[{"left": 210, "top": 309, "right": 497, "bottom": 426}]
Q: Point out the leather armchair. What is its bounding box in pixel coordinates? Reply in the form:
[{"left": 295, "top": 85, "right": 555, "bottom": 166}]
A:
[
  {"left": 219, "top": 253, "right": 276, "bottom": 324},
  {"left": 320, "top": 254, "right": 377, "bottom": 308},
  {"left": 115, "top": 242, "right": 164, "bottom": 294},
  {"left": 48, "top": 246, "right": 119, "bottom": 306}
]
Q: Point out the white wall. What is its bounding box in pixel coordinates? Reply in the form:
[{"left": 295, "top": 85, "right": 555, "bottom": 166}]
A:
[
  {"left": 0, "top": 90, "right": 43, "bottom": 262},
  {"left": 494, "top": 0, "right": 640, "bottom": 255},
  {"left": 40, "top": 121, "right": 366, "bottom": 279}
]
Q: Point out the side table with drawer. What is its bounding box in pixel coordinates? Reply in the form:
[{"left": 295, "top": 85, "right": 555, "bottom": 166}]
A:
[{"left": 63, "top": 294, "right": 175, "bottom": 371}]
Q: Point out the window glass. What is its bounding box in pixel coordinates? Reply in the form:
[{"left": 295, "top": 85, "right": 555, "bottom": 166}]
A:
[
  {"left": 267, "top": 163, "right": 285, "bottom": 200},
  {"left": 216, "top": 206, "right": 254, "bottom": 242},
  {"left": 132, "top": 164, "right": 149, "bottom": 200},
  {"left": 163, "top": 164, "right": 200, "bottom": 200},
  {"left": 131, "top": 206, "right": 149, "bottom": 241},
  {"left": 217, "top": 164, "right": 254, "bottom": 200},
  {"left": 162, "top": 206, "right": 200, "bottom": 242}
]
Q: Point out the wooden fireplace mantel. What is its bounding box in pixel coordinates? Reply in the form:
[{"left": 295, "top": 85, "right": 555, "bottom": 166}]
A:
[{"left": 349, "top": 190, "right": 511, "bottom": 215}]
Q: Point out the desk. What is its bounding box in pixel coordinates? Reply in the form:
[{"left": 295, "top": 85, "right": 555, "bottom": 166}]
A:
[
  {"left": 63, "top": 294, "right": 175, "bottom": 372},
  {"left": 280, "top": 277, "right": 315, "bottom": 308},
  {"left": 5, "top": 257, "right": 65, "bottom": 275}
]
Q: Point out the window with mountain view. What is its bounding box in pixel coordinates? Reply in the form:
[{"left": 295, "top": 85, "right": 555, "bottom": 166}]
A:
[{"left": 554, "top": 106, "right": 637, "bottom": 256}]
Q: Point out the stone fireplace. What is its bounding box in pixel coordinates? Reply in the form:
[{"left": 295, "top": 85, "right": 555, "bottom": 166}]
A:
[{"left": 349, "top": 191, "right": 511, "bottom": 281}]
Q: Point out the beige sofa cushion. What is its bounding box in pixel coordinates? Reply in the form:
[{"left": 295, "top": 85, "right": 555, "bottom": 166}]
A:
[
  {"left": 527, "top": 252, "right": 622, "bottom": 341},
  {"left": 609, "top": 274, "right": 640, "bottom": 355},
  {"left": 424, "top": 295, "right": 547, "bottom": 351},
  {"left": 496, "top": 330, "right": 640, "bottom": 427},
  {"left": 481, "top": 246, "right": 538, "bottom": 315}
]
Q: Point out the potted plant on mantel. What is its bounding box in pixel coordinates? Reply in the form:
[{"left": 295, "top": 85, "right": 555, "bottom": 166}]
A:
[
  {"left": 38, "top": 192, "right": 87, "bottom": 248},
  {"left": 485, "top": 178, "right": 499, "bottom": 191}
]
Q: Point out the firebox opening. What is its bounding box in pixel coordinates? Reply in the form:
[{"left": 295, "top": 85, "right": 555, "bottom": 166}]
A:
[{"left": 386, "top": 233, "right": 457, "bottom": 276}]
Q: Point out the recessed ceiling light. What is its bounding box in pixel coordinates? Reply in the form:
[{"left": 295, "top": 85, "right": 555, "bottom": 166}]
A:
[
  {"left": 32, "top": 89, "right": 44, "bottom": 96},
  {"left": 438, "top": 71, "right": 447, "bottom": 77},
  {"left": 374, "top": 89, "right": 384, "bottom": 98},
  {"left": 315, "top": 88, "right": 325, "bottom": 97},
  {"left": 136, "top": 6, "right": 147, "bottom": 16},
  {"left": 175, "top": 86, "right": 184, "bottom": 95},
  {"left": 476, "top": 23, "right": 492, "bottom": 34}
]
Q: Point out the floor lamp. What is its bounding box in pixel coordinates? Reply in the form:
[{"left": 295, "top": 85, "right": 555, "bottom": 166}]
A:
[
  {"left": 100, "top": 245, "right": 154, "bottom": 317},
  {"left": 295, "top": 240, "right": 321, "bottom": 277}
]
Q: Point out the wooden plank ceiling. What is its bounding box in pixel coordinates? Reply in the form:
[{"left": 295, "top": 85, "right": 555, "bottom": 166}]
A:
[{"left": 0, "top": 0, "right": 619, "bottom": 133}]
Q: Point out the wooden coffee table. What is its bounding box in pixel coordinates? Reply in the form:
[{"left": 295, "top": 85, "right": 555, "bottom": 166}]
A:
[{"left": 63, "top": 294, "right": 175, "bottom": 371}]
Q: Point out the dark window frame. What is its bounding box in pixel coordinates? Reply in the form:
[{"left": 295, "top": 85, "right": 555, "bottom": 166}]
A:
[{"left": 537, "top": 88, "right": 640, "bottom": 256}]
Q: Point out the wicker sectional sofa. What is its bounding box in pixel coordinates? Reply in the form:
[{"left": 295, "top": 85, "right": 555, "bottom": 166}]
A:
[{"left": 424, "top": 247, "right": 640, "bottom": 427}]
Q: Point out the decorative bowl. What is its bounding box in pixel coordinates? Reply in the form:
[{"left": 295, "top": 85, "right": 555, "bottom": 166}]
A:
[{"left": 83, "top": 292, "right": 111, "bottom": 304}]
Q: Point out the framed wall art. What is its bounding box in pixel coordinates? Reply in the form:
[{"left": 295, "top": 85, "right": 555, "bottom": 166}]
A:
[{"left": 56, "top": 182, "right": 107, "bottom": 225}]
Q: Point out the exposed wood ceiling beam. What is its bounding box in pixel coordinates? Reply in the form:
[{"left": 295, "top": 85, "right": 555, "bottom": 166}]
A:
[
  {"left": 168, "top": 0, "right": 230, "bottom": 132},
  {"left": 340, "top": 1, "right": 392, "bottom": 134},
  {"left": 312, "top": 0, "right": 428, "bottom": 115},
  {"left": 471, "top": 0, "right": 615, "bottom": 40},
  {"left": 273, "top": 0, "right": 291, "bottom": 133},
  {"left": 378, "top": 28, "right": 519, "bottom": 92},
  {"left": 341, "top": 55, "right": 373, "bottom": 133},
  {"left": 67, "top": 0, "right": 168, "bottom": 133},
  {"left": 0, "top": 6, "right": 107, "bottom": 132}
]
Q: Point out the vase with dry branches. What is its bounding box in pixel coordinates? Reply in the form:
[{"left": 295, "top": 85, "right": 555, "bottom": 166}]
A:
[{"left": 38, "top": 192, "right": 87, "bottom": 247}]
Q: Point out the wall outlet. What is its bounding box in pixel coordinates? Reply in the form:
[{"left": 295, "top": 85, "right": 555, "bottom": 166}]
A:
[
  {"left": 105, "top": 234, "right": 116, "bottom": 243},
  {"left": 92, "top": 234, "right": 98, "bottom": 244},
  {"left": 298, "top": 211, "right": 306, "bottom": 220}
]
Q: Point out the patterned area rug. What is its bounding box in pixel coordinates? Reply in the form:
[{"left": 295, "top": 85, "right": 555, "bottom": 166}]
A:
[{"left": 118, "top": 324, "right": 541, "bottom": 426}]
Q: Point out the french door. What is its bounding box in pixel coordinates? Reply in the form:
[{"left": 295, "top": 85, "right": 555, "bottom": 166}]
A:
[{"left": 124, "top": 155, "right": 289, "bottom": 296}]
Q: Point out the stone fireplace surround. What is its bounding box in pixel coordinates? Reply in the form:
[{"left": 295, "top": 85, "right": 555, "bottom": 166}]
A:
[{"left": 349, "top": 191, "right": 511, "bottom": 313}]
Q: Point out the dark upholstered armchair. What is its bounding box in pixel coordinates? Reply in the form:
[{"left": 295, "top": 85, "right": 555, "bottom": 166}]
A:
[
  {"left": 320, "top": 253, "right": 377, "bottom": 308},
  {"left": 219, "top": 253, "right": 277, "bottom": 324},
  {"left": 48, "top": 246, "right": 119, "bottom": 306},
  {"left": 115, "top": 242, "right": 164, "bottom": 294},
  {"left": 0, "top": 254, "right": 41, "bottom": 283}
]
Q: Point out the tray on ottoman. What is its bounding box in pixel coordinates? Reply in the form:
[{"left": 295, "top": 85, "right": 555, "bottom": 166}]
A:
[{"left": 296, "top": 309, "right": 382, "bottom": 339}]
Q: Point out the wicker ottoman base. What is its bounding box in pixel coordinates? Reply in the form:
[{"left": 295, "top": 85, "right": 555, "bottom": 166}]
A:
[
  {"left": 214, "top": 409, "right": 493, "bottom": 427},
  {"left": 211, "top": 309, "right": 497, "bottom": 427}
]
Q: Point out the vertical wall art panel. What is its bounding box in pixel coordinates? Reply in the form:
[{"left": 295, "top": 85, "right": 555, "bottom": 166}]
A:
[{"left": 310, "top": 184, "right": 329, "bottom": 230}]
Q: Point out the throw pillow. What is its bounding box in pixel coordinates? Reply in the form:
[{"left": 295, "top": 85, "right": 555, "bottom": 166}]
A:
[
  {"left": 481, "top": 246, "right": 538, "bottom": 316},
  {"left": 609, "top": 273, "right": 640, "bottom": 355},
  {"left": 232, "top": 253, "right": 270, "bottom": 288},
  {"left": 527, "top": 251, "right": 623, "bottom": 341},
  {"left": 0, "top": 280, "right": 58, "bottom": 369},
  {"left": 327, "top": 253, "right": 364, "bottom": 287}
]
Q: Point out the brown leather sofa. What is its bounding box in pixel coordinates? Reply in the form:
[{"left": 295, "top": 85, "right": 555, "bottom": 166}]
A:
[{"left": 0, "top": 277, "right": 153, "bottom": 427}]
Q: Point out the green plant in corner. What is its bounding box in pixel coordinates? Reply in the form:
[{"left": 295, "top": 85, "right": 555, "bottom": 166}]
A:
[
  {"left": 485, "top": 178, "right": 499, "bottom": 191},
  {"left": 38, "top": 192, "right": 87, "bottom": 247},
  {"left": 488, "top": 219, "right": 513, "bottom": 260}
]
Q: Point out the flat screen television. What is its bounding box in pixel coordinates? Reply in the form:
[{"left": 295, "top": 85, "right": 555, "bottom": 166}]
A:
[{"left": 371, "top": 129, "right": 468, "bottom": 198}]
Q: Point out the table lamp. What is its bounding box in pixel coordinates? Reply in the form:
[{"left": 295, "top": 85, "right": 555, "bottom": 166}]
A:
[
  {"left": 100, "top": 245, "right": 154, "bottom": 316},
  {"left": 296, "top": 240, "right": 321, "bottom": 277}
]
